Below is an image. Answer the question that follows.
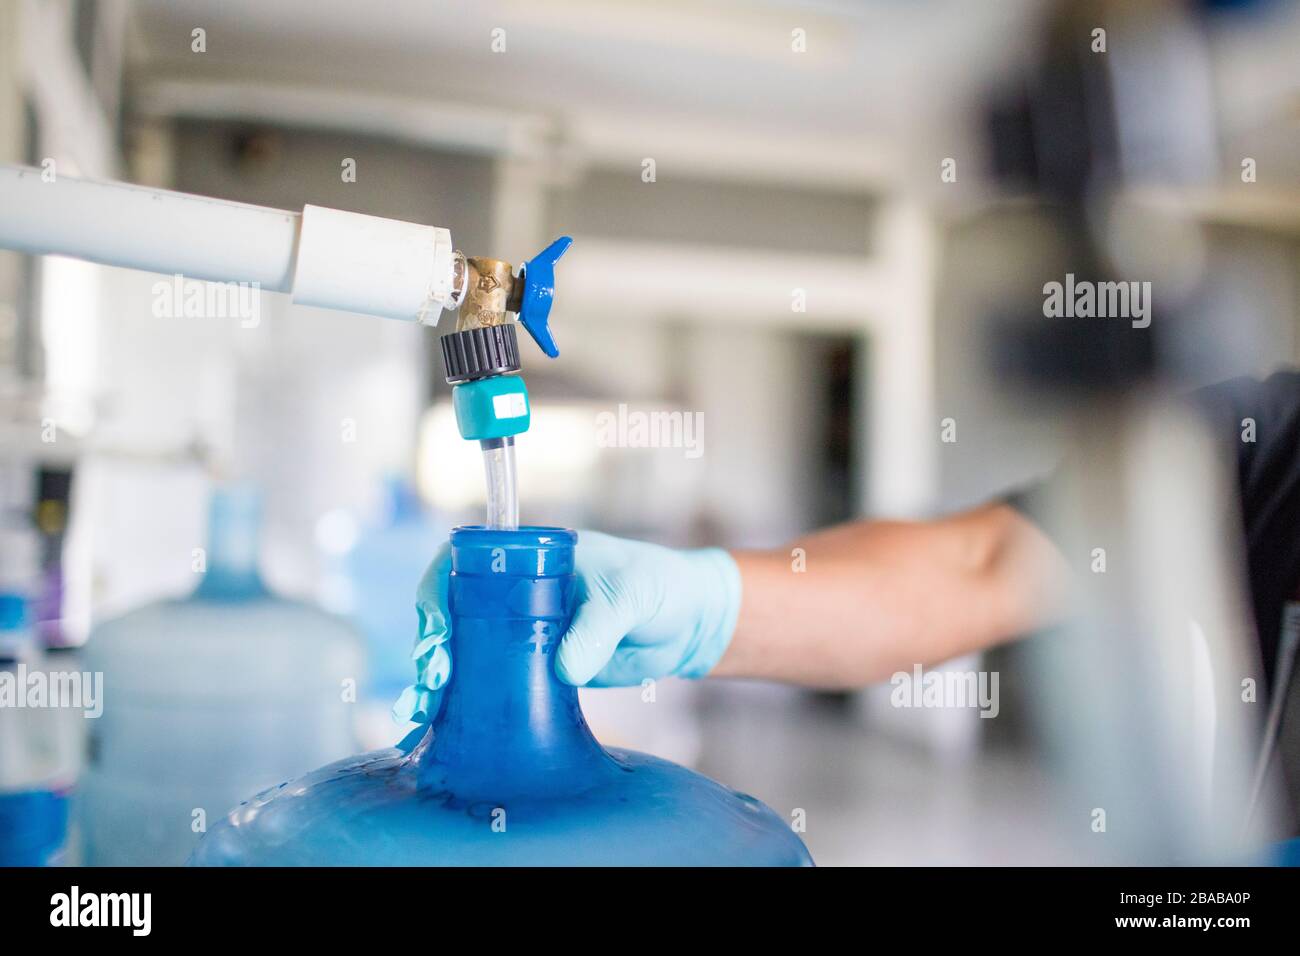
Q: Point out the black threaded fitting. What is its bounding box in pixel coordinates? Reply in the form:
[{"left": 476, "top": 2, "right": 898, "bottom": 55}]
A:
[{"left": 440, "top": 324, "right": 521, "bottom": 384}]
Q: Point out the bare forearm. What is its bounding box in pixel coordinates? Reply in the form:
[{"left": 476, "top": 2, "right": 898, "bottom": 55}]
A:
[{"left": 711, "top": 503, "right": 1070, "bottom": 687}]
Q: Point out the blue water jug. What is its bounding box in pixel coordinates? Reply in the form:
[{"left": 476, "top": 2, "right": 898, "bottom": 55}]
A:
[
  {"left": 0, "top": 522, "right": 73, "bottom": 866},
  {"left": 192, "top": 526, "right": 812, "bottom": 865},
  {"left": 81, "top": 485, "right": 363, "bottom": 865},
  {"left": 0, "top": 789, "right": 69, "bottom": 866},
  {"left": 345, "top": 475, "right": 446, "bottom": 706}
]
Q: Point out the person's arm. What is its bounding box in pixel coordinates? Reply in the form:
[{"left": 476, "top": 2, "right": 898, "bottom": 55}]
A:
[
  {"left": 714, "top": 503, "right": 1071, "bottom": 687},
  {"left": 545, "top": 502, "right": 1071, "bottom": 690}
]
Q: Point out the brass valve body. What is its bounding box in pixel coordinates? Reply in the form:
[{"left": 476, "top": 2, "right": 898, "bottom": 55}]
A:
[{"left": 457, "top": 257, "right": 518, "bottom": 331}]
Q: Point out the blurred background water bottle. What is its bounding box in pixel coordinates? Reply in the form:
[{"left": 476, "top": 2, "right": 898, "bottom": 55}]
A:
[
  {"left": 0, "top": 521, "right": 73, "bottom": 866},
  {"left": 339, "top": 474, "right": 446, "bottom": 748},
  {"left": 79, "top": 484, "right": 364, "bottom": 865}
]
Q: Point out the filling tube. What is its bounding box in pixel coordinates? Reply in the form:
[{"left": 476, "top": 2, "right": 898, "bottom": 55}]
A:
[{"left": 480, "top": 437, "right": 519, "bottom": 530}]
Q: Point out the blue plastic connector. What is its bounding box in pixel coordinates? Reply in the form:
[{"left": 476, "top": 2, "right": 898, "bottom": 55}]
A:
[{"left": 452, "top": 376, "right": 530, "bottom": 440}]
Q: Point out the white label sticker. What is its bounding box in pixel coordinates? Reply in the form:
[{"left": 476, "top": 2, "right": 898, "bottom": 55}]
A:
[{"left": 492, "top": 393, "right": 528, "bottom": 419}]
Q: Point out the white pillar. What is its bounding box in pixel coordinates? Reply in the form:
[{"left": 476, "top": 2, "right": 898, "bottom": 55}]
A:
[{"left": 864, "top": 199, "right": 938, "bottom": 517}]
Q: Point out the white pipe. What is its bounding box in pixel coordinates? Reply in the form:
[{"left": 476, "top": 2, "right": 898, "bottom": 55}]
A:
[
  {"left": 0, "top": 164, "right": 457, "bottom": 324},
  {"left": 0, "top": 164, "right": 300, "bottom": 290},
  {"left": 293, "top": 204, "right": 456, "bottom": 323}
]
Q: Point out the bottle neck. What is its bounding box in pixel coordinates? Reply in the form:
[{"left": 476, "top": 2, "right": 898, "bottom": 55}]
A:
[
  {"left": 416, "top": 527, "right": 610, "bottom": 801},
  {"left": 194, "top": 487, "right": 267, "bottom": 600}
]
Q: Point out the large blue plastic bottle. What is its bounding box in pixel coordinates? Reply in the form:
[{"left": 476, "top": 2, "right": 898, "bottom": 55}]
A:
[
  {"left": 345, "top": 475, "right": 446, "bottom": 707},
  {"left": 192, "top": 526, "right": 812, "bottom": 865},
  {"left": 0, "top": 788, "right": 69, "bottom": 866},
  {"left": 0, "top": 520, "right": 73, "bottom": 866},
  {"left": 81, "top": 486, "right": 364, "bottom": 865},
  {"left": 0, "top": 634, "right": 72, "bottom": 867}
]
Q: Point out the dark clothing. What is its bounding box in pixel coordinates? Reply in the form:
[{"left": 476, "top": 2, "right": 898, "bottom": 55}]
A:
[
  {"left": 1008, "top": 371, "right": 1300, "bottom": 834},
  {"left": 1197, "top": 372, "right": 1300, "bottom": 833},
  {"left": 1194, "top": 371, "right": 1300, "bottom": 688},
  {"left": 1008, "top": 371, "right": 1300, "bottom": 685}
]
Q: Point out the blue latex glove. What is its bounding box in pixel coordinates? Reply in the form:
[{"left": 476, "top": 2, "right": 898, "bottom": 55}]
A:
[
  {"left": 553, "top": 531, "right": 742, "bottom": 686},
  {"left": 393, "top": 531, "right": 742, "bottom": 720},
  {"left": 391, "top": 544, "right": 452, "bottom": 727}
]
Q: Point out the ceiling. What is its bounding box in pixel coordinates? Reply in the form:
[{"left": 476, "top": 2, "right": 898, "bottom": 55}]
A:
[
  {"left": 125, "top": 0, "right": 1045, "bottom": 189},
  {"left": 125, "top": 0, "right": 1300, "bottom": 196}
]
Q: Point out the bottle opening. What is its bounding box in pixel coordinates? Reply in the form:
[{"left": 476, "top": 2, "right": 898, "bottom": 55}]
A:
[{"left": 449, "top": 526, "right": 576, "bottom": 579}]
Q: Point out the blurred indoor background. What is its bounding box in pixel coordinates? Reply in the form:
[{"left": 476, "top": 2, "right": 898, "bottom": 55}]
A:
[{"left": 3, "top": 0, "right": 1300, "bottom": 865}]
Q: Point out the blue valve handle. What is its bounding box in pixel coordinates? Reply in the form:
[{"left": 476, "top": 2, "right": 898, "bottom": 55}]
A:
[{"left": 517, "top": 236, "right": 571, "bottom": 359}]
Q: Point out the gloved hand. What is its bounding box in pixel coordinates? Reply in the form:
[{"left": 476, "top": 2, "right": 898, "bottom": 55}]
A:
[
  {"left": 391, "top": 544, "right": 452, "bottom": 725},
  {"left": 393, "top": 531, "right": 741, "bottom": 721},
  {"left": 552, "top": 531, "right": 742, "bottom": 686}
]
